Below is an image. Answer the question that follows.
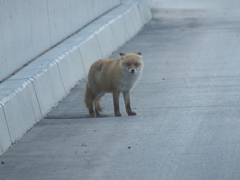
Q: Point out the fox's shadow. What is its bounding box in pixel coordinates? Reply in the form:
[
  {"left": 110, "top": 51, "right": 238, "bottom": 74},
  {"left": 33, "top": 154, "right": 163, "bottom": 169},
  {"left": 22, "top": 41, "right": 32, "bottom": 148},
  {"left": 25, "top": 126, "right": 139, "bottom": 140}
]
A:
[{"left": 45, "top": 113, "right": 115, "bottom": 119}]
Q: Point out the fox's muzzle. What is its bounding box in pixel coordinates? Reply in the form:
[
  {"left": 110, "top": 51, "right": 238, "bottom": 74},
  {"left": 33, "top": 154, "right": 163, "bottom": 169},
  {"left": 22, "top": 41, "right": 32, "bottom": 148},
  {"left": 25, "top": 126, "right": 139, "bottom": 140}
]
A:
[{"left": 129, "top": 69, "right": 137, "bottom": 74}]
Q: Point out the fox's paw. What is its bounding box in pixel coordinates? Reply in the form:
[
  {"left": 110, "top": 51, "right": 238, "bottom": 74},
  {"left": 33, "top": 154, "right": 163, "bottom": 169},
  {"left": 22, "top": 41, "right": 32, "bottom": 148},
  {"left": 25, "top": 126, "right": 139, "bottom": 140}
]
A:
[
  {"left": 96, "top": 111, "right": 101, "bottom": 117},
  {"left": 89, "top": 113, "right": 96, "bottom": 118},
  {"left": 128, "top": 111, "right": 137, "bottom": 116},
  {"left": 115, "top": 112, "right": 122, "bottom": 117}
]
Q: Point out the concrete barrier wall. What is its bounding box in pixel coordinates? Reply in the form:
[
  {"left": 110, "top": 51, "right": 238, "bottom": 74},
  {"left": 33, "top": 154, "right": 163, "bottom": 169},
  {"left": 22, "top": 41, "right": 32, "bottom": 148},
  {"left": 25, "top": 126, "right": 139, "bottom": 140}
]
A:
[
  {"left": 0, "top": 0, "right": 152, "bottom": 155},
  {"left": 0, "top": 0, "right": 120, "bottom": 82}
]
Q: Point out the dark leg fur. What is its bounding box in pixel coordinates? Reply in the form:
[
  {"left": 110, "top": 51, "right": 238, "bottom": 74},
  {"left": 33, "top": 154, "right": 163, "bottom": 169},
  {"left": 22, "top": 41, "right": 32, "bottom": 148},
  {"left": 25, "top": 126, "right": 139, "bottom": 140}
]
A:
[
  {"left": 113, "top": 91, "right": 122, "bottom": 116},
  {"left": 95, "top": 98, "right": 103, "bottom": 116},
  {"left": 123, "top": 91, "right": 136, "bottom": 116}
]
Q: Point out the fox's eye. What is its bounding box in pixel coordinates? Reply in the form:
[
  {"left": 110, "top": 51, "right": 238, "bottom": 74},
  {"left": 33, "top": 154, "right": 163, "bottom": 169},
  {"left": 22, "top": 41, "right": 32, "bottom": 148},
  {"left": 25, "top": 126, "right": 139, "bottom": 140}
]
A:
[
  {"left": 135, "top": 63, "right": 139, "bottom": 66},
  {"left": 126, "top": 63, "right": 131, "bottom": 66}
]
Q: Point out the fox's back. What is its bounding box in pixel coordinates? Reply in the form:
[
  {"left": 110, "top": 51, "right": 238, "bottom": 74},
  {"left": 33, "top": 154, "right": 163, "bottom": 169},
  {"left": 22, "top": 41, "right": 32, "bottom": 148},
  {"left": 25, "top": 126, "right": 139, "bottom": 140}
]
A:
[
  {"left": 87, "top": 53, "right": 143, "bottom": 92},
  {"left": 87, "top": 58, "right": 122, "bottom": 92}
]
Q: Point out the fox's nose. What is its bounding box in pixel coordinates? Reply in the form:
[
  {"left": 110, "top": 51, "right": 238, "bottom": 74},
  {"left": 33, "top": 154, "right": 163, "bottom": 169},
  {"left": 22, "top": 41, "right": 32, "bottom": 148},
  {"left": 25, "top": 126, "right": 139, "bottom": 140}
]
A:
[{"left": 131, "top": 69, "right": 135, "bottom": 73}]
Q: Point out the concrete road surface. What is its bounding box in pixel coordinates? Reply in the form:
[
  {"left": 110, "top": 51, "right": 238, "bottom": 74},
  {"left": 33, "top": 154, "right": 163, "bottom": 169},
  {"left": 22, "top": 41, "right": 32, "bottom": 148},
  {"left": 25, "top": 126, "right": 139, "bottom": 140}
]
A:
[{"left": 1, "top": 0, "right": 240, "bottom": 179}]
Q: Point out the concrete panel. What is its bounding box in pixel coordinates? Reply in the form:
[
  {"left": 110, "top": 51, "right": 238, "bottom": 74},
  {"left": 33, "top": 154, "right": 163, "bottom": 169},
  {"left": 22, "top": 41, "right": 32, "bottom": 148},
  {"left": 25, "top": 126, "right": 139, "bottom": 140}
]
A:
[
  {"left": 9, "top": 54, "right": 60, "bottom": 82},
  {"left": 123, "top": 4, "right": 143, "bottom": 39},
  {"left": 101, "top": 5, "right": 134, "bottom": 47},
  {"left": 0, "top": 79, "right": 41, "bottom": 143},
  {"left": 0, "top": 0, "right": 121, "bottom": 82},
  {"left": 0, "top": 0, "right": 51, "bottom": 82},
  {"left": 108, "top": 15, "right": 130, "bottom": 49},
  {"left": 0, "top": 105, "right": 11, "bottom": 155},
  {"left": 46, "top": 0, "right": 74, "bottom": 46},
  {"left": 28, "top": 0, "right": 51, "bottom": 57},
  {"left": 96, "top": 24, "right": 118, "bottom": 58},
  {"left": 0, "top": 1, "right": 13, "bottom": 82},
  {"left": 32, "top": 62, "right": 66, "bottom": 116},
  {"left": 46, "top": 0, "right": 120, "bottom": 47},
  {"left": 56, "top": 47, "right": 86, "bottom": 92},
  {"left": 137, "top": 0, "right": 152, "bottom": 24},
  {"left": 10, "top": 2, "right": 34, "bottom": 65},
  {"left": 93, "top": 0, "right": 120, "bottom": 18},
  {"left": 78, "top": 36, "right": 103, "bottom": 74}
]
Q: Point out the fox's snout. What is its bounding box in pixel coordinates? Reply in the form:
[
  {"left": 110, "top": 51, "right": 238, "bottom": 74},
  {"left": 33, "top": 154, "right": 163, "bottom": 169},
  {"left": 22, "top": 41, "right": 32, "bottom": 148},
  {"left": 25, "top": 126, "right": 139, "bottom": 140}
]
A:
[{"left": 129, "top": 69, "right": 137, "bottom": 74}]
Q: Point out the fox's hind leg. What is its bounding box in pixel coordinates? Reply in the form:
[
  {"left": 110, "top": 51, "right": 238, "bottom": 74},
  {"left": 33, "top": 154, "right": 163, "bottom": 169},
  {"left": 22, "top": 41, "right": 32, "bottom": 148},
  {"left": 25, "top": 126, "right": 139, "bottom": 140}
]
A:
[
  {"left": 86, "top": 96, "right": 97, "bottom": 117},
  {"left": 95, "top": 97, "right": 103, "bottom": 116},
  {"left": 89, "top": 100, "right": 96, "bottom": 117},
  {"left": 84, "top": 82, "right": 98, "bottom": 117}
]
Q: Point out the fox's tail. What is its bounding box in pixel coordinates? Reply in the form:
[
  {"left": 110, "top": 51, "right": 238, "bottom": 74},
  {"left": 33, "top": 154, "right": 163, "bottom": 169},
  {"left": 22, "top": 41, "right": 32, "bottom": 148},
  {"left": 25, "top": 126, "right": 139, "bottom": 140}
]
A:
[
  {"left": 84, "top": 82, "right": 92, "bottom": 111},
  {"left": 84, "top": 82, "right": 103, "bottom": 113}
]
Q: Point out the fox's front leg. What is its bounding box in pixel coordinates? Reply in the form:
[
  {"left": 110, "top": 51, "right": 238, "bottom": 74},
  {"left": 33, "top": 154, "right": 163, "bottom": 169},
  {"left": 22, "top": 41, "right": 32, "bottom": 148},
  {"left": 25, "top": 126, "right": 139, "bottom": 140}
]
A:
[
  {"left": 123, "top": 91, "right": 136, "bottom": 116},
  {"left": 113, "top": 91, "right": 122, "bottom": 116}
]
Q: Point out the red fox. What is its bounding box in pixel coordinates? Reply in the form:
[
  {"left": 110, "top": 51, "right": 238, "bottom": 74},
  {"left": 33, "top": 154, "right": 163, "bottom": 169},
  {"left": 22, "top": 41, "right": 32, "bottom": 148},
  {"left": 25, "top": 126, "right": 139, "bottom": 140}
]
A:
[{"left": 84, "top": 53, "right": 143, "bottom": 117}]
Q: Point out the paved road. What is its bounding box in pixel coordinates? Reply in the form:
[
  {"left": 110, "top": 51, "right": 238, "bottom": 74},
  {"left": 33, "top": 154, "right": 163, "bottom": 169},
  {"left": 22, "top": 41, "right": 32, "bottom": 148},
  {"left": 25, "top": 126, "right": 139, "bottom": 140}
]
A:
[{"left": 1, "top": 1, "right": 240, "bottom": 179}]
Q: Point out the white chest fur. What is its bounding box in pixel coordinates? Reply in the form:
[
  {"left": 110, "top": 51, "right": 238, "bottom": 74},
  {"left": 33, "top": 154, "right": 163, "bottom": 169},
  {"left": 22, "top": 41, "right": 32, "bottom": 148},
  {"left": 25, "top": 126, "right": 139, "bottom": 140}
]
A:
[{"left": 117, "top": 67, "right": 142, "bottom": 92}]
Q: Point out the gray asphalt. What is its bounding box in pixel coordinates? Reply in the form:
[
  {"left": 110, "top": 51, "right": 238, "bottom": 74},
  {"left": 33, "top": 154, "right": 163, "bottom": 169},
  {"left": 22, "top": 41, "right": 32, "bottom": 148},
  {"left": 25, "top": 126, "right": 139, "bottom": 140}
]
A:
[{"left": 1, "top": 1, "right": 240, "bottom": 179}]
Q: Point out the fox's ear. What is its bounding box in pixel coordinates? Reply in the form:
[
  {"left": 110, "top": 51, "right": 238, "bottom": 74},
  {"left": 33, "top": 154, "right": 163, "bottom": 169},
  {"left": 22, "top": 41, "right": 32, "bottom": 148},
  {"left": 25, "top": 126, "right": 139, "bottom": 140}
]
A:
[
  {"left": 119, "top": 53, "right": 126, "bottom": 56},
  {"left": 136, "top": 52, "right": 141, "bottom": 56}
]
